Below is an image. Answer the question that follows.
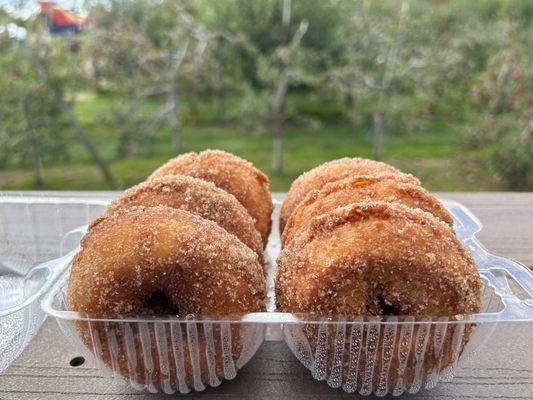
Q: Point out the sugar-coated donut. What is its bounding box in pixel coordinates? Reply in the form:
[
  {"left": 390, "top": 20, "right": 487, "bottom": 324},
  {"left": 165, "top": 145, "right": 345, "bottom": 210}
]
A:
[
  {"left": 107, "top": 175, "right": 264, "bottom": 262},
  {"left": 276, "top": 201, "right": 480, "bottom": 316},
  {"left": 68, "top": 206, "right": 266, "bottom": 390},
  {"left": 280, "top": 158, "right": 419, "bottom": 233},
  {"left": 148, "top": 150, "right": 273, "bottom": 246},
  {"left": 281, "top": 175, "right": 453, "bottom": 246},
  {"left": 276, "top": 201, "right": 482, "bottom": 387}
]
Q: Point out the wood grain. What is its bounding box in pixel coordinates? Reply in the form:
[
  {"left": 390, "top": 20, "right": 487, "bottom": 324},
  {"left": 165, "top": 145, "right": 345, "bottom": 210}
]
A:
[{"left": 0, "top": 192, "right": 532, "bottom": 400}]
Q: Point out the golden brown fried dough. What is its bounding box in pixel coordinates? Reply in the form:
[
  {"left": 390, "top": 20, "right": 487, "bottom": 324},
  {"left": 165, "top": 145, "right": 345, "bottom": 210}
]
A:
[
  {"left": 280, "top": 158, "right": 419, "bottom": 233},
  {"left": 276, "top": 201, "right": 480, "bottom": 316},
  {"left": 148, "top": 150, "right": 273, "bottom": 245},
  {"left": 107, "top": 175, "right": 263, "bottom": 262},
  {"left": 68, "top": 206, "right": 266, "bottom": 389},
  {"left": 282, "top": 175, "right": 453, "bottom": 246},
  {"left": 70, "top": 205, "right": 265, "bottom": 316},
  {"left": 276, "top": 201, "right": 481, "bottom": 388}
]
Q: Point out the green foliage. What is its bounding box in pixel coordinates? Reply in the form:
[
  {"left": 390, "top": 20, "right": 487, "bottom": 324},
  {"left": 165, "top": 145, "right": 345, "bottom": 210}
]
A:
[
  {"left": 194, "top": 0, "right": 341, "bottom": 87},
  {"left": 0, "top": 16, "right": 71, "bottom": 169},
  {"left": 469, "top": 20, "right": 533, "bottom": 188},
  {"left": 87, "top": 0, "right": 222, "bottom": 156},
  {"left": 494, "top": 129, "right": 533, "bottom": 190},
  {"left": 0, "top": 0, "right": 531, "bottom": 189}
]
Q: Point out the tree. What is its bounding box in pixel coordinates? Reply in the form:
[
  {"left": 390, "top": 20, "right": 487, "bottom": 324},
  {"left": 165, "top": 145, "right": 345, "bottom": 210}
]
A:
[
  {"left": 268, "top": 0, "right": 308, "bottom": 173},
  {"left": 471, "top": 21, "right": 533, "bottom": 189},
  {"left": 145, "top": 1, "right": 222, "bottom": 155},
  {"left": 0, "top": 4, "right": 116, "bottom": 187},
  {"left": 197, "top": 0, "right": 344, "bottom": 172},
  {"left": 327, "top": 0, "right": 494, "bottom": 160},
  {"left": 29, "top": 33, "right": 117, "bottom": 187},
  {"left": 89, "top": 0, "right": 220, "bottom": 156},
  {"left": 216, "top": 0, "right": 310, "bottom": 174},
  {"left": 88, "top": 1, "right": 161, "bottom": 157},
  {"left": 328, "top": 1, "right": 420, "bottom": 160},
  {"left": 0, "top": 38, "right": 59, "bottom": 187}
]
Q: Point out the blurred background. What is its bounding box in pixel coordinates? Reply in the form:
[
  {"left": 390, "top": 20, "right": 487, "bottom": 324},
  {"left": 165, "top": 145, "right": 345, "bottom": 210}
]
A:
[{"left": 0, "top": 0, "right": 531, "bottom": 192}]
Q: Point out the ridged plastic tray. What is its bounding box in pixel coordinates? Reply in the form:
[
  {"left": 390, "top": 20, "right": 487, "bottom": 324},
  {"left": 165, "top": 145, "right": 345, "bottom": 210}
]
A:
[{"left": 38, "top": 198, "right": 533, "bottom": 396}]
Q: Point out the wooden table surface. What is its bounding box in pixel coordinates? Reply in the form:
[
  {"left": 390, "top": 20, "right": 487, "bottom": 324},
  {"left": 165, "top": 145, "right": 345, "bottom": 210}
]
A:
[{"left": 1, "top": 192, "right": 532, "bottom": 400}]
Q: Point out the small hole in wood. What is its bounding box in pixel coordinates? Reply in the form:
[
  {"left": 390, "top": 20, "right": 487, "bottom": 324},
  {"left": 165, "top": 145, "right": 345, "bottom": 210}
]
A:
[{"left": 70, "top": 356, "right": 85, "bottom": 367}]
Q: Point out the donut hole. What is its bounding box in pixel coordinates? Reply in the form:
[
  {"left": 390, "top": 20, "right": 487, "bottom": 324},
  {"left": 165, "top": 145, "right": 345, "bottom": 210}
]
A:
[
  {"left": 377, "top": 296, "right": 399, "bottom": 316},
  {"left": 142, "top": 290, "right": 180, "bottom": 315}
]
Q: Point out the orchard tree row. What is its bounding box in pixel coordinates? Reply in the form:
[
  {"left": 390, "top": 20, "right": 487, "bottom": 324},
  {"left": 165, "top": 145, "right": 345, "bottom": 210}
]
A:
[{"left": 0, "top": 0, "right": 531, "bottom": 188}]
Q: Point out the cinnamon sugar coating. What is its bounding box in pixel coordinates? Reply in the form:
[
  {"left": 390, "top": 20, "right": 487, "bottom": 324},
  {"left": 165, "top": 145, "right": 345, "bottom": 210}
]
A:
[
  {"left": 282, "top": 175, "right": 453, "bottom": 246},
  {"left": 280, "top": 158, "right": 419, "bottom": 233},
  {"left": 68, "top": 206, "right": 266, "bottom": 389},
  {"left": 107, "top": 175, "right": 263, "bottom": 262},
  {"left": 69, "top": 206, "right": 266, "bottom": 317},
  {"left": 276, "top": 201, "right": 481, "bottom": 317},
  {"left": 148, "top": 150, "right": 273, "bottom": 246},
  {"left": 277, "top": 201, "right": 482, "bottom": 388}
]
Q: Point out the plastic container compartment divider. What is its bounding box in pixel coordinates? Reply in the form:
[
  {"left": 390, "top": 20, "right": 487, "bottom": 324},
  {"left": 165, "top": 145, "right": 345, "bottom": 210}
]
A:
[
  {"left": 35, "top": 198, "right": 533, "bottom": 396},
  {"left": 0, "top": 194, "right": 108, "bottom": 373}
]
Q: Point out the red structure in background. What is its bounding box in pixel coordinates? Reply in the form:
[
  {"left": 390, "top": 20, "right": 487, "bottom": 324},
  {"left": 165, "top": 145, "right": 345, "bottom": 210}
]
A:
[{"left": 39, "top": 1, "right": 93, "bottom": 34}]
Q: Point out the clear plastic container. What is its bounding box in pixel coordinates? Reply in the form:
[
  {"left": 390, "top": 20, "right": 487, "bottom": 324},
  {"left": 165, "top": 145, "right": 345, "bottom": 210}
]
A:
[
  {"left": 0, "top": 194, "right": 108, "bottom": 373},
  {"left": 33, "top": 198, "right": 533, "bottom": 395}
]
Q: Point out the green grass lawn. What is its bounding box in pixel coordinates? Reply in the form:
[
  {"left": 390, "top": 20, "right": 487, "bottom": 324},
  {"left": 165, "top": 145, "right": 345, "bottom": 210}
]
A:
[
  {"left": 0, "top": 122, "right": 500, "bottom": 192},
  {"left": 0, "top": 91, "right": 503, "bottom": 192}
]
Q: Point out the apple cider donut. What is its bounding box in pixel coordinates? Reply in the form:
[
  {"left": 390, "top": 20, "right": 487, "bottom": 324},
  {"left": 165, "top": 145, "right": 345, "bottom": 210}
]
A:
[
  {"left": 276, "top": 201, "right": 481, "bottom": 316},
  {"left": 148, "top": 150, "right": 273, "bottom": 246},
  {"left": 281, "top": 175, "right": 453, "bottom": 246},
  {"left": 107, "top": 175, "right": 264, "bottom": 262},
  {"left": 68, "top": 206, "right": 266, "bottom": 390},
  {"left": 280, "top": 158, "right": 419, "bottom": 233},
  {"left": 276, "top": 202, "right": 482, "bottom": 389}
]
